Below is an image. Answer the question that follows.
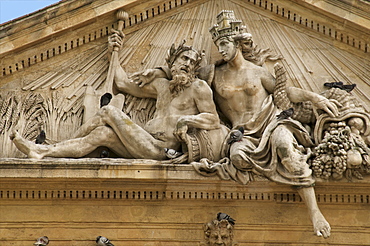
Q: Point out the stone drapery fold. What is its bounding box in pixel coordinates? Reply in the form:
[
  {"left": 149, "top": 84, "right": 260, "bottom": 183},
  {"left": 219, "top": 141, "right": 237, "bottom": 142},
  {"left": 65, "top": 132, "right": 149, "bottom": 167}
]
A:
[{"left": 192, "top": 95, "right": 315, "bottom": 186}]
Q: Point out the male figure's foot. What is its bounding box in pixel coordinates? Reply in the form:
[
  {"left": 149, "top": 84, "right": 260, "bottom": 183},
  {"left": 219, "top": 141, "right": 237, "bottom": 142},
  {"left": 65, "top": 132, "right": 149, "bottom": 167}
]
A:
[
  {"left": 312, "top": 210, "right": 331, "bottom": 238},
  {"left": 10, "top": 130, "right": 45, "bottom": 159}
]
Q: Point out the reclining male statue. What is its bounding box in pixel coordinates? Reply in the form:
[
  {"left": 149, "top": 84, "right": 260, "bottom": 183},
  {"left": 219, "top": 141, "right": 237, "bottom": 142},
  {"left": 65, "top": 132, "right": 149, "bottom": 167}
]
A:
[{"left": 10, "top": 30, "right": 228, "bottom": 162}]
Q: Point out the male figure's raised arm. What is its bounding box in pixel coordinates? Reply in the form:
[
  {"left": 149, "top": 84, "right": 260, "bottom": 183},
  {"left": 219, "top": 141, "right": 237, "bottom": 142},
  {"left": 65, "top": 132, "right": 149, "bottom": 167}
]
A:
[
  {"left": 286, "top": 87, "right": 341, "bottom": 118},
  {"left": 108, "top": 30, "right": 158, "bottom": 99},
  {"left": 259, "top": 64, "right": 341, "bottom": 118}
]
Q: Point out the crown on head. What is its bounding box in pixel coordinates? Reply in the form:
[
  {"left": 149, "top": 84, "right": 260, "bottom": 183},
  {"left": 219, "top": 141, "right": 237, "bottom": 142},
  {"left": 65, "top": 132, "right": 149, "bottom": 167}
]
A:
[
  {"left": 209, "top": 10, "right": 247, "bottom": 42},
  {"left": 166, "top": 40, "right": 203, "bottom": 69}
]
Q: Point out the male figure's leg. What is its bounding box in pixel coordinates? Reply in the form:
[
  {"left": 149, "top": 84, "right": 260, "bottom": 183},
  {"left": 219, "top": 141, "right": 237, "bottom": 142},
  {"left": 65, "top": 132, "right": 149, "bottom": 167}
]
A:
[
  {"left": 11, "top": 126, "right": 131, "bottom": 159},
  {"left": 98, "top": 105, "right": 167, "bottom": 159},
  {"left": 273, "top": 125, "right": 331, "bottom": 238},
  {"left": 11, "top": 105, "right": 167, "bottom": 159},
  {"left": 297, "top": 186, "right": 331, "bottom": 238}
]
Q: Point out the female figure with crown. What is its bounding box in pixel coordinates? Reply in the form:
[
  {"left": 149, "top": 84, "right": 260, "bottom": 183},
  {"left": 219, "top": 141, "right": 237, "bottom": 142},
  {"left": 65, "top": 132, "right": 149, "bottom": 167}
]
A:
[{"left": 206, "top": 10, "right": 342, "bottom": 238}]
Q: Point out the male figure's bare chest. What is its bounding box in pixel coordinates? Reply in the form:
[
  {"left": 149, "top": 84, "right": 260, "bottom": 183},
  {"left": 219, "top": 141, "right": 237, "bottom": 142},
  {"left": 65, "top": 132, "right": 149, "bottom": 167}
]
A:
[
  {"left": 214, "top": 69, "right": 260, "bottom": 99},
  {"left": 170, "top": 92, "right": 195, "bottom": 112},
  {"left": 155, "top": 87, "right": 195, "bottom": 115}
]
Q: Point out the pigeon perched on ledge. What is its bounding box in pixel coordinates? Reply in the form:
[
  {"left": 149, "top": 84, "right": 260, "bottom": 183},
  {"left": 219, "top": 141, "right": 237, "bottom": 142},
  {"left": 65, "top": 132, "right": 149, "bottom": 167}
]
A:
[
  {"left": 100, "top": 150, "right": 110, "bottom": 158},
  {"left": 164, "top": 148, "right": 183, "bottom": 159},
  {"left": 324, "top": 81, "right": 356, "bottom": 92},
  {"left": 96, "top": 236, "right": 114, "bottom": 246},
  {"left": 323, "top": 81, "right": 343, "bottom": 89},
  {"left": 100, "top": 93, "right": 113, "bottom": 108},
  {"left": 227, "top": 127, "right": 244, "bottom": 144},
  {"left": 341, "top": 84, "right": 356, "bottom": 93},
  {"left": 276, "top": 108, "right": 294, "bottom": 120},
  {"left": 35, "top": 130, "right": 46, "bottom": 144},
  {"left": 34, "top": 236, "right": 49, "bottom": 246},
  {"left": 217, "top": 212, "right": 236, "bottom": 225}
]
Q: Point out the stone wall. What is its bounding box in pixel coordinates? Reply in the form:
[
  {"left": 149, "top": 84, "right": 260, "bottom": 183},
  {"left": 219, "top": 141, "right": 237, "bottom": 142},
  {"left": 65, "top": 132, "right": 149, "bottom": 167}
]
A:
[{"left": 0, "top": 159, "right": 369, "bottom": 245}]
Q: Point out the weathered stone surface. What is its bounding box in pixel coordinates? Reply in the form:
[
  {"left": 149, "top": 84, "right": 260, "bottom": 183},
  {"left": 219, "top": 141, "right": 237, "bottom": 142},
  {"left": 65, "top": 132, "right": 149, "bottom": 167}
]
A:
[
  {"left": 0, "top": 159, "right": 369, "bottom": 245},
  {"left": 0, "top": 0, "right": 369, "bottom": 245}
]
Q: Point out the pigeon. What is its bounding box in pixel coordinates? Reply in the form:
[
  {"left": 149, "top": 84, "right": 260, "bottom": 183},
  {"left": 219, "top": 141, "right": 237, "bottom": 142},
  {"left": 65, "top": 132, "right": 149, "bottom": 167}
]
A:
[
  {"left": 100, "top": 150, "right": 110, "bottom": 158},
  {"left": 100, "top": 93, "right": 113, "bottom": 108},
  {"left": 324, "top": 81, "right": 356, "bottom": 92},
  {"left": 324, "top": 81, "right": 343, "bottom": 89},
  {"left": 164, "top": 148, "right": 183, "bottom": 159},
  {"left": 35, "top": 130, "right": 46, "bottom": 144},
  {"left": 276, "top": 108, "right": 294, "bottom": 120},
  {"left": 341, "top": 84, "right": 356, "bottom": 93},
  {"left": 34, "top": 236, "right": 49, "bottom": 246},
  {"left": 227, "top": 126, "right": 244, "bottom": 144},
  {"left": 96, "top": 236, "right": 114, "bottom": 246},
  {"left": 217, "top": 212, "right": 236, "bottom": 225}
]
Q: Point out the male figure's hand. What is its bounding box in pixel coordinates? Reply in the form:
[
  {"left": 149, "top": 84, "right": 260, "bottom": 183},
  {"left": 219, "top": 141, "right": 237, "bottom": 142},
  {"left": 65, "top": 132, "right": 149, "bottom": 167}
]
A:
[
  {"left": 108, "top": 29, "right": 125, "bottom": 53},
  {"left": 174, "top": 117, "right": 189, "bottom": 142},
  {"left": 130, "top": 69, "right": 158, "bottom": 87},
  {"left": 311, "top": 95, "right": 342, "bottom": 118}
]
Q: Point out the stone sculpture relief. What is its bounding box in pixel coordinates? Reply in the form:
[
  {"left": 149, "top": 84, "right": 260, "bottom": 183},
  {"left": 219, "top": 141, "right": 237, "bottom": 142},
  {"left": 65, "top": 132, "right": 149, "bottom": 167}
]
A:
[
  {"left": 6, "top": 9, "right": 370, "bottom": 240},
  {"left": 10, "top": 34, "right": 228, "bottom": 161},
  {"left": 202, "top": 213, "right": 237, "bottom": 246},
  {"left": 190, "top": 10, "right": 369, "bottom": 238}
]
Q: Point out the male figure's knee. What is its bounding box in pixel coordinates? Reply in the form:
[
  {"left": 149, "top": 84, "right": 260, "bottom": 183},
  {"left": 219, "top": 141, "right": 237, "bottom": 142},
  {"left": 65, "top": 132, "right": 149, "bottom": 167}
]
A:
[
  {"left": 98, "top": 105, "right": 118, "bottom": 122},
  {"left": 89, "top": 126, "right": 114, "bottom": 143},
  {"left": 277, "top": 145, "right": 290, "bottom": 159},
  {"left": 272, "top": 125, "right": 293, "bottom": 158},
  {"left": 100, "top": 105, "right": 114, "bottom": 116},
  {"left": 100, "top": 105, "right": 128, "bottom": 121}
]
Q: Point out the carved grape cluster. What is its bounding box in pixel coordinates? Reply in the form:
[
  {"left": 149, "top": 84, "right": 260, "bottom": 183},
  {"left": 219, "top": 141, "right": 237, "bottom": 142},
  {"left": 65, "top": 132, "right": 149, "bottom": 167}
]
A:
[
  {"left": 311, "top": 121, "right": 352, "bottom": 180},
  {"left": 311, "top": 120, "right": 370, "bottom": 181}
]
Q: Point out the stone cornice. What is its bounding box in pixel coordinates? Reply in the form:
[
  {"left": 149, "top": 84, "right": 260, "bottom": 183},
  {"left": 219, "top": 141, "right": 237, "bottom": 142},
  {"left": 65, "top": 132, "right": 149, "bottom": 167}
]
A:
[
  {"left": 0, "top": 157, "right": 208, "bottom": 181},
  {"left": 1, "top": 0, "right": 369, "bottom": 78},
  {"left": 0, "top": 0, "right": 135, "bottom": 55},
  {"left": 0, "top": 158, "right": 369, "bottom": 206},
  {"left": 0, "top": 157, "right": 369, "bottom": 183},
  {"left": 300, "top": 0, "right": 370, "bottom": 30}
]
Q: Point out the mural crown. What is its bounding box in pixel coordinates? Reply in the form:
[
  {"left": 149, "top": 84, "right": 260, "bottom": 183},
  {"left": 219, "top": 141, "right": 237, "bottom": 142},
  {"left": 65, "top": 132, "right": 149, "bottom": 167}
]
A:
[{"left": 209, "top": 10, "right": 247, "bottom": 42}]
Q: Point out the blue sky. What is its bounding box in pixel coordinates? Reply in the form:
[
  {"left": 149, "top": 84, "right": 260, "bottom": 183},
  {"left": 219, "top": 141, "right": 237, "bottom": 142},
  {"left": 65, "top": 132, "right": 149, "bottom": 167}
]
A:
[{"left": 0, "top": 0, "right": 60, "bottom": 24}]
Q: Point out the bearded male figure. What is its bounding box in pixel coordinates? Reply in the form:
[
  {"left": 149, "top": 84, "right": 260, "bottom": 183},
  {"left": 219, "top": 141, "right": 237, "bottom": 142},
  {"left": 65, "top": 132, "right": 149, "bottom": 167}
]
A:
[{"left": 10, "top": 30, "right": 227, "bottom": 161}]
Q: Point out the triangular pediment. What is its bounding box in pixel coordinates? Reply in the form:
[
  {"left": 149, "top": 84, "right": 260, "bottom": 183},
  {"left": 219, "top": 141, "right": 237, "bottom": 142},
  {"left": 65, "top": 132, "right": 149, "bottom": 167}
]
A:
[
  {"left": 1, "top": 3, "right": 370, "bottom": 245},
  {"left": 0, "top": 0, "right": 369, "bottom": 157}
]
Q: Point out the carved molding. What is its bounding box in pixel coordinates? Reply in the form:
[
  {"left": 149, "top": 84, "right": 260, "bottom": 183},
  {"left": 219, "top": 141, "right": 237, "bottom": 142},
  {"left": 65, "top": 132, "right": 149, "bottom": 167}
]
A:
[
  {"left": 0, "top": 188, "right": 369, "bottom": 205},
  {"left": 0, "top": 159, "right": 369, "bottom": 205},
  {"left": 0, "top": 0, "right": 195, "bottom": 77},
  {"left": 1, "top": 0, "right": 368, "bottom": 78}
]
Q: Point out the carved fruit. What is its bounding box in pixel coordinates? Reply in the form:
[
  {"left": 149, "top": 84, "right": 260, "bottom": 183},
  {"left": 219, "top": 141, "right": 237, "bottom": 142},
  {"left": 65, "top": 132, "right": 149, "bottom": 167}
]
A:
[
  {"left": 346, "top": 149, "right": 362, "bottom": 168},
  {"left": 363, "top": 154, "right": 370, "bottom": 166},
  {"left": 332, "top": 172, "right": 343, "bottom": 180}
]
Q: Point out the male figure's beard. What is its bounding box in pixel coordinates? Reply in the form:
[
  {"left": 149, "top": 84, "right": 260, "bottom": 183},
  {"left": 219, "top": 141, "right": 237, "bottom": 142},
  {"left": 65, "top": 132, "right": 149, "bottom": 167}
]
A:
[{"left": 169, "top": 69, "right": 194, "bottom": 97}]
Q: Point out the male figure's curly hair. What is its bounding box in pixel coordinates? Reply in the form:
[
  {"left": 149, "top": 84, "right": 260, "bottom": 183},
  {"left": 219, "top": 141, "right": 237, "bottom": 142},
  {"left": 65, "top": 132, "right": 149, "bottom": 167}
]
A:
[{"left": 165, "top": 40, "right": 204, "bottom": 70}]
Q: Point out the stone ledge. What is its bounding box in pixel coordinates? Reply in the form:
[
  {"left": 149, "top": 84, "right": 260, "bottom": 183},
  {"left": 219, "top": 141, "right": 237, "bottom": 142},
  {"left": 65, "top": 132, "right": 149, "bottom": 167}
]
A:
[
  {"left": 1, "top": 158, "right": 370, "bottom": 185},
  {"left": 0, "top": 157, "right": 215, "bottom": 181},
  {"left": 1, "top": 158, "right": 369, "bottom": 246}
]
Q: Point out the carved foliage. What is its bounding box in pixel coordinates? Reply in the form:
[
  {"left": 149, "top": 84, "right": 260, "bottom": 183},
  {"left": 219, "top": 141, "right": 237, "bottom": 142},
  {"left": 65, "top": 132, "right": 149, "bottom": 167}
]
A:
[
  {"left": 122, "top": 94, "right": 156, "bottom": 127},
  {"left": 0, "top": 91, "right": 83, "bottom": 157}
]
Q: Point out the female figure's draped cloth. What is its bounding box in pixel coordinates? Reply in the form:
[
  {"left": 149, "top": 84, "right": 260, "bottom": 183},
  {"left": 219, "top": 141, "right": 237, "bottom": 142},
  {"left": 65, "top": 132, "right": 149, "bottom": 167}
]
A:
[{"left": 192, "top": 95, "right": 315, "bottom": 186}]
